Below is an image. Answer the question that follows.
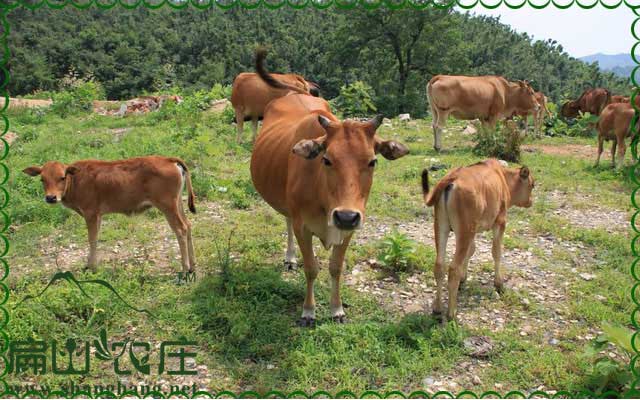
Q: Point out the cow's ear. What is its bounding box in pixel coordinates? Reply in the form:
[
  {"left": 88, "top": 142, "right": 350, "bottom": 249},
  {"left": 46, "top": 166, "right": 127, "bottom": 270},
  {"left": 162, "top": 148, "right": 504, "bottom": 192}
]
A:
[
  {"left": 375, "top": 139, "right": 409, "bottom": 160},
  {"left": 292, "top": 137, "right": 326, "bottom": 160},
  {"left": 519, "top": 166, "right": 530, "bottom": 179},
  {"left": 65, "top": 166, "right": 79, "bottom": 176},
  {"left": 23, "top": 166, "right": 42, "bottom": 177}
]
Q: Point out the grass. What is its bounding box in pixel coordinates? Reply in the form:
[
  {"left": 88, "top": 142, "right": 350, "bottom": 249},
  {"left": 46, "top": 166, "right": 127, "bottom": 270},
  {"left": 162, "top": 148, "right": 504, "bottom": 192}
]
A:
[{"left": 5, "top": 108, "right": 635, "bottom": 395}]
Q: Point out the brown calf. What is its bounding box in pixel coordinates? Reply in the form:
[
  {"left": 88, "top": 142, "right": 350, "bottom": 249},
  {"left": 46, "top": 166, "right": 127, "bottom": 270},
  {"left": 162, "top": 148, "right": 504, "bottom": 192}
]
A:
[
  {"left": 596, "top": 102, "right": 639, "bottom": 169},
  {"left": 23, "top": 156, "right": 196, "bottom": 272},
  {"left": 421, "top": 159, "right": 535, "bottom": 321},
  {"left": 251, "top": 50, "right": 408, "bottom": 326}
]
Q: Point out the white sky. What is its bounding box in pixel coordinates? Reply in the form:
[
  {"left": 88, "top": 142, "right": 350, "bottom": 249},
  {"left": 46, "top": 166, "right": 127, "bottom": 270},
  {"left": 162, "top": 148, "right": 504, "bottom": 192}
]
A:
[{"left": 471, "top": 7, "right": 636, "bottom": 58}]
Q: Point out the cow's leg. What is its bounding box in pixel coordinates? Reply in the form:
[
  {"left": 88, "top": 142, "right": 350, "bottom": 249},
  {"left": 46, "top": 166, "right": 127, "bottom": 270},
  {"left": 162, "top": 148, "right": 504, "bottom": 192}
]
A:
[
  {"left": 159, "top": 203, "right": 192, "bottom": 274},
  {"left": 329, "top": 235, "right": 352, "bottom": 323},
  {"left": 85, "top": 213, "right": 101, "bottom": 271},
  {"left": 447, "top": 230, "right": 474, "bottom": 321},
  {"left": 178, "top": 199, "right": 196, "bottom": 271},
  {"left": 284, "top": 217, "right": 298, "bottom": 270},
  {"left": 235, "top": 108, "right": 244, "bottom": 143},
  {"left": 595, "top": 136, "right": 604, "bottom": 167},
  {"left": 432, "top": 109, "right": 447, "bottom": 152},
  {"left": 433, "top": 202, "right": 449, "bottom": 317},
  {"left": 460, "top": 240, "right": 475, "bottom": 287},
  {"left": 616, "top": 136, "right": 626, "bottom": 170},
  {"left": 492, "top": 220, "right": 506, "bottom": 293},
  {"left": 293, "top": 222, "right": 318, "bottom": 327},
  {"left": 611, "top": 140, "right": 617, "bottom": 167},
  {"left": 251, "top": 117, "right": 259, "bottom": 142}
]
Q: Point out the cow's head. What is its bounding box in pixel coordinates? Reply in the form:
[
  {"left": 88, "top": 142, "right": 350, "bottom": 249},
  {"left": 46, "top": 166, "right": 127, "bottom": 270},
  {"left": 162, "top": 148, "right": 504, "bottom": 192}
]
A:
[
  {"left": 513, "top": 80, "right": 539, "bottom": 113},
  {"left": 292, "top": 114, "right": 408, "bottom": 231},
  {"left": 504, "top": 166, "right": 535, "bottom": 208},
  {"left": 23, "top": 161, "right": 78, "bottom": 204},
  {"left": 560, "top": 100, "right": 580, "bottom": 119}
]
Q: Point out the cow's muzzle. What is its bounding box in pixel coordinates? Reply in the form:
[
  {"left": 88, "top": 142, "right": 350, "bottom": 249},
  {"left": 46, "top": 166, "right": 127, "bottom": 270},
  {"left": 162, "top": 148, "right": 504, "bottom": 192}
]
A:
[
  {"left": 45, "top": 195, "right": 58, "bottom": 204},
  {"left": 332, "top": 210, "right": 362, "bottom": 230}
]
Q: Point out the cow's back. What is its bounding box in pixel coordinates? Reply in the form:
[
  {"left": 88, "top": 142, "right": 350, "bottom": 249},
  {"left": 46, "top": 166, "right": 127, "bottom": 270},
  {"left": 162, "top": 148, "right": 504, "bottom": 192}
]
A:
[
  {"left": 250, "top": 94, "right": 332, "bottom": 216},
  {"left": 231, "top": 72, "right": 292, "bottom": 117},
  {"left": 435, "top": 160, "right": 509, "bottom": 232},
  {"left": 429, "top": 75, "right": 506, "bottom": 119}
]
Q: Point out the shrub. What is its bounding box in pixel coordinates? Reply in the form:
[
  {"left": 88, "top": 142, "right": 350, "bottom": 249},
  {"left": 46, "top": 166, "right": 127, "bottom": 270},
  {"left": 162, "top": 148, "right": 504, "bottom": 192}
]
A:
[
  {"left": 51, "top": 81, "right": 105, "bottom": 118},
  {"left": 472, "top": 121, "right": 523, "bottom": 163},
  {"left": 547, "top": 111, "right": 598, "bottom": 137},
  {"left": 331, "top": 81, "right": 377, "bottom": 118},
  {"left": 583, "top": 323, "right": 634, "bottom": 395}
]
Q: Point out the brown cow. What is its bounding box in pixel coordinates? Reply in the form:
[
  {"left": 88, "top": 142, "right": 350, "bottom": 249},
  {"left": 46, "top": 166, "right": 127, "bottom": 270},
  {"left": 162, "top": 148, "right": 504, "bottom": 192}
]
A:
[
  {"left": 250, "top": 51, "right": 408, "bottom": 326},
  {"left": 511, "top": 91, "right": 550, "bottom": 135},
  {"left": 560, "top": 88, "right": 611, "bottom": 119},
  {"left": 23, "top": 156, "right": 196, "bottom": 273},
  {"left": 427, "top": 75, "right": 539, "bottom": 151},
  {"left": 611, "top": 95, "right": 629, "bottom": 104},
  {"left": 596, "top": 102, "right": 639, "bottom": 169},
  {"left": 421, "top": 159, "right": 535, "bottom": 321},
  {"left": 231, "top": 53, "right": 319, "bottom": 143}
]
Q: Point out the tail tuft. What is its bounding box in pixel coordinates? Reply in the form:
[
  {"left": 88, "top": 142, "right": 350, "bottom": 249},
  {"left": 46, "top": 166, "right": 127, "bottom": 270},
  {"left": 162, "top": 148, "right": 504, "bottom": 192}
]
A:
[{"left": 421, "top": 169, "right": 430, "bottom": 195}]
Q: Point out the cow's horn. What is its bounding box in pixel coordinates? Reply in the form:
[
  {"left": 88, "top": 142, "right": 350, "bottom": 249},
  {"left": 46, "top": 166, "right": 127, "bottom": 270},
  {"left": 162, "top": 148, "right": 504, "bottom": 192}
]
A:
[
  {"left": 318, "top": 115, "right": 332, "bottom": 129},
  {"left": 369, "top": 114, "right": 384, "bottom": 130}
]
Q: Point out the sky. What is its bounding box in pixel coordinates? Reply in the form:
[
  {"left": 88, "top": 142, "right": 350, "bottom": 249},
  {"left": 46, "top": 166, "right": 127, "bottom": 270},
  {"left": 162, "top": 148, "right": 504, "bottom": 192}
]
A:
[{"left": 471, "top": 7, "right": 635, "bottom": 58}]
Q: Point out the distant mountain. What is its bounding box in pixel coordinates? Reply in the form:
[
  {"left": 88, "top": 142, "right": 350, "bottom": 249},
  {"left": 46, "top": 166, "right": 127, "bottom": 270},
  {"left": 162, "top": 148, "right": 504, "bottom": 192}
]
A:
[{"left": 580, "top": 53, "right": 634, "bottom": 77}]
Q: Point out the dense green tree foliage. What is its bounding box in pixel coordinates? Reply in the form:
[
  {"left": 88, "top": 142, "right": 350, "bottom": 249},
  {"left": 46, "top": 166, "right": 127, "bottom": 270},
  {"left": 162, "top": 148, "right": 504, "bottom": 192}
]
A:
[{"left": 7, "top": 7, "right": 629, "bottom": 117}]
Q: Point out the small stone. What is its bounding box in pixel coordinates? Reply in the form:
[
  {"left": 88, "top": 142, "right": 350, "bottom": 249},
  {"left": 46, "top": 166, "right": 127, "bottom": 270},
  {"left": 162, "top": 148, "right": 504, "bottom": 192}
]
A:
[
  {"left": 398, "top": 113, "right": 411, "bottom": 122},
  {"left": 423, "top": 376, "right": 435, "bottom": 386},
  {"left": 472, "top": 375, "right": 482, "bottom": 385},
  {"left": 579, "top": 273, "right": 595, "bottom": 281},
  {"left": 549, "top": 338, "right": 559, "bottom": 346}
]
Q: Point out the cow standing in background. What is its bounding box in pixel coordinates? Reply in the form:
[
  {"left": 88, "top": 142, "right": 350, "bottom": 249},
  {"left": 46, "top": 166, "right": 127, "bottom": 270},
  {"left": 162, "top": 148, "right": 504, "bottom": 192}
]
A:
[
  {"left": 511, "top": 91, "right": 550, "bottom": 135},
  {"left": 427, "top": 75, "right": 539, "bottom": 151},
  {"left": 231, "top": 67, "right": 319, "bottom": 143},
  {"left": 250, "top": 50, "right": 408, "bottom": 325},
  {"left": 596, "top": 102, "right": 639, "bottom": 169},
  {"left": 560, "top": 88, "right": 611, "bottom": 119},
  {"left": 23, "top": 156, "right": 197, "bottom": 273},
  {"left": 421, "top": 159, "right": 535, "bottom": 321}
]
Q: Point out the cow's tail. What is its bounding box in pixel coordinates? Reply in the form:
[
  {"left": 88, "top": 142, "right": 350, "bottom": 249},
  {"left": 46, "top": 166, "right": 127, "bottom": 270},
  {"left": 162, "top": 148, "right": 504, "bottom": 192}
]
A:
[
  {"left": 173, "top": 158, "right": 196, "bottom": 214},
  {"left": 421, "top": 169, "right": 430, "bottom": 204},
  {"left": 255, "top": 48, "right": 307, "bottom": 94}
]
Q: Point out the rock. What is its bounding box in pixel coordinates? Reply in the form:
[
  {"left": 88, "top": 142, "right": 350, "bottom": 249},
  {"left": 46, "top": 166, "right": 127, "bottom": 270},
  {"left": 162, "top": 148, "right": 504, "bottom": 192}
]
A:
[
  {"left": 382, "top": 118, "right": 392, "bottom": 126},
  {"left": 472, "top": 375, "right": 482, "bottom": 385},
  {"left": 398, "top": 113, "right": 411, "bottom": 122},
  {"left": 462, "top": 124, "right": 477, "bottom": 135},
  {"left": 579, "top": 273, "right": 595, "bottom": 281},
  {"left": 549, "top": 338, "right": 559, "bottom": 346},
  {"left": 423, "top": 376, "right": 435, "bottom": 386},
  {"left": 463, "top": 336, "right": 494, "bottom": 358},
  {"left": 498, "top": 160, "right": 508, "bottom": 167}
]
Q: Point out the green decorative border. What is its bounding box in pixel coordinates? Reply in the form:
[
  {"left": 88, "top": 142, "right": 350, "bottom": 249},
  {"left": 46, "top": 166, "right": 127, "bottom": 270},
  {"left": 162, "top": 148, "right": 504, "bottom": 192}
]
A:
[{"left": 1, "top": 2, "right": 639, "bottom": 398}]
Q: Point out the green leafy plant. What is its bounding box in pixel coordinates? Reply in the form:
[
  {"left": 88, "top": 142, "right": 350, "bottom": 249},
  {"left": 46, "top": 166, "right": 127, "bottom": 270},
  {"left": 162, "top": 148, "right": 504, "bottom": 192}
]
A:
[
  {"left": 583, "top": 323, "right": 634, "bottom": 395},
  {"left": 377, "top": 230, "right": 418, "bottom": 273},
  {"left": 51, "top": 81, "right": 104, "bottom": 118},
  {"left": 548, "top": 111, "right": 599, "bottom": 137},
  {"left": 331, "top": 81, "right": 377, "bottom": 118},
  {"left": 472, "top": 121, "right": 523, "bottom": 162}
]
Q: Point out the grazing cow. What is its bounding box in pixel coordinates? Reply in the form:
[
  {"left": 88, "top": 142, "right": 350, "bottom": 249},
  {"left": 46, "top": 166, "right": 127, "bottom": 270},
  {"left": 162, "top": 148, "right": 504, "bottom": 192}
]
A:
[
  {"left": 231, "top": 57, "right": 320, "bottom": 143},
  {"left": 250, "top": 50, "right": 408, "bottom": 326},
  {"left": 427, "top": 75, "right": 539, "bottom": 151},
  {"left": 511, "top": 91, "right": 550, "bottom": 135},
  {"left": 421, "top": 159, "right": 535, "bottom": 321},
  {"left": 611, "top": 95, "right": 630, "bottom": 104},
  {"left": 560, "top": 88, "right": 611, "bottom": 119},
  {"left": 596, "top": 102, "right": 639, "bottom": 169},
  {"left": 23, "top": 156, "right": 196, "bottom": 272}
]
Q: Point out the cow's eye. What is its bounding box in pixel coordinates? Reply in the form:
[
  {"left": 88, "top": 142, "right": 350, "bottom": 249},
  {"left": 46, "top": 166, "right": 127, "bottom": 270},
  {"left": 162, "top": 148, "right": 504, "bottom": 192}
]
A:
[
  {"left": 322, "top": 157, "right": 332, "bottom": 167},
  {"left": 60, "top": 176, "right": 66, "bottom": 181},
  {"left": 368, "top": 159, "right": 378, "bottom": 168}
]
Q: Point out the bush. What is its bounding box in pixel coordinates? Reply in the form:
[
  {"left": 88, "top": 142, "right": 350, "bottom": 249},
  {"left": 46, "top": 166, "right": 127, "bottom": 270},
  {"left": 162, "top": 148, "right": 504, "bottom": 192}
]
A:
[
  {"left": 472, "top": 121, "right": 523, "bottom": 163},
  {"left": 331, "top": 81, "right": 377, "bottom": 118},
  {"left": 51, "top": 81, "right": 105, "bottom": 118},
  {"left": 547, "top": 111, "right": 598, "bottom": 137}
]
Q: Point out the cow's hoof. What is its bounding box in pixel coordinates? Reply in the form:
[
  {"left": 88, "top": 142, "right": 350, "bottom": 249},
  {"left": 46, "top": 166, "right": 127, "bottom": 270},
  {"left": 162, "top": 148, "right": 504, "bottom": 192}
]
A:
[
  {"left": 332, "top": 315, "right": 347, "bottom": 324},
  {"left": 283, "top": 261, "right": 298, "bottom": 271},
  {"left": 297, "top": 317, "right": 316, "bottom": 328}
]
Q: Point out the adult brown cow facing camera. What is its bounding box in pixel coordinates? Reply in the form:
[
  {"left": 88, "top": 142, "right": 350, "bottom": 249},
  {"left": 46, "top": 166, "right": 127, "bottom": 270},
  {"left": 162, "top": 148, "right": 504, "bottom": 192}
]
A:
[
  {"left": 23, "top": 156, "right": 196, "bottom": 273},
  {"left": 422, "top": 159, "right": 535, "bottom": 321},
  {"left": 250, "top": 50, "right": 409, "bottom": 326}
]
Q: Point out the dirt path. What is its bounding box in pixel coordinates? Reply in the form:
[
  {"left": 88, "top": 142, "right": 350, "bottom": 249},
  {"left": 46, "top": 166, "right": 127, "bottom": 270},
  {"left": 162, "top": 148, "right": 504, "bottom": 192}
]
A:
[{"left": 522, "top": 144, "right": 596, "bottom": 160}]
